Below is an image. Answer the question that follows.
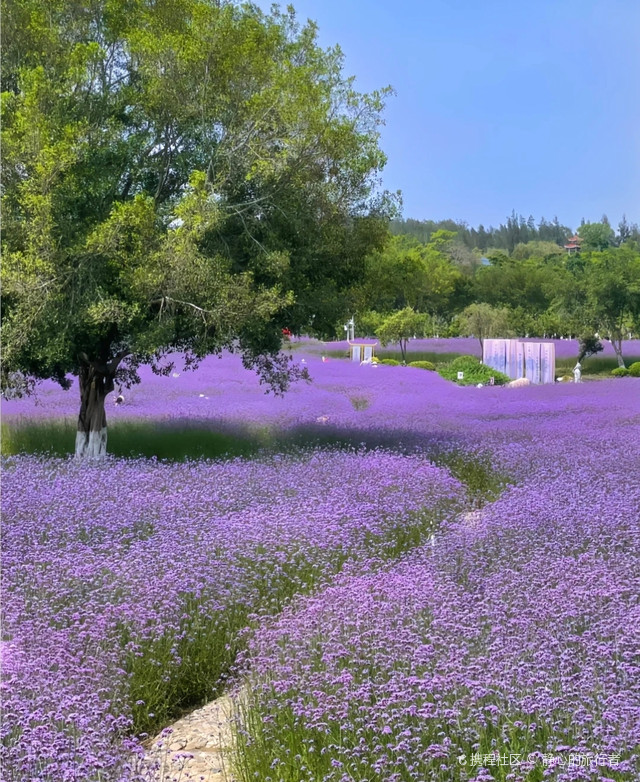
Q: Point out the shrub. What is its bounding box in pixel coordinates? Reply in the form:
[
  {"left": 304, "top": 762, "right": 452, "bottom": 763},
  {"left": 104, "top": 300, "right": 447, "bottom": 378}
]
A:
[
  {"left": 450, "top": 355, "right": 482, "bottom": 371},
  {"left": 379, "top": 358, "right": 401, "bottom": 366},
  {"left": 612, "top": 367, "right": 630, "bottom": 377},
  {"left": 628, "top": 362, "right": 640, "bottom": 377},
  {"left": 439, "top": 357, "right": 510, "bottom": 386},
  {"left": 408, "top": 360, "right": 435, "bottom": 371}
]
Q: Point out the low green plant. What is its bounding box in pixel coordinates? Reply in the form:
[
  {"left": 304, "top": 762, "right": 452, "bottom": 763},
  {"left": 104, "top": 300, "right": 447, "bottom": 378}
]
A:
[
  {"left": 555, "top": 355, "right": 640, "bottom": 376},
  {"left": 439, "top": 356, "right": 511, "bottom": 386},
  {"left": 611, "top": 367, "right": 630, "bottom": 377},
  {"left": 378, "top": 358, "right": 401, "bottom": 366},
  {"left": 408, "top": 360, "right": 435, "bottom": 371},
  {"left": 628, "top": 362, "right": 640, "bottom": 377},
  {"left": 451, "top": 355, "right": 483, "bottom": 371},
  {"left": 431, "top": 449, "right": 510, "bottom": 505}
]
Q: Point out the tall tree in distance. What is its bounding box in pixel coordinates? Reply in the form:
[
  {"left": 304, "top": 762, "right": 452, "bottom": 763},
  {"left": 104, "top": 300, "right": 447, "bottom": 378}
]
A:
[
  {"left": 458, "top": 303, "right": 513, "bottom": 349},
  {"left": 1, "top": 0, "right": 396, "bottom": 457},
  {"left": 376, "top": 307, "right": 429, "bottom": 362},
  {"left": 354, "top": 233, "right": 462, "bottom": 316}
]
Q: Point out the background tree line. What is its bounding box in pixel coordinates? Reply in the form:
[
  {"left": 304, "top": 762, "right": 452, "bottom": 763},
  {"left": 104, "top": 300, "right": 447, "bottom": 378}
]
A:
[
  {"left": 347, "top": 218, "right": 640, "bottom": 368},
  {"left": 391, "top": 211, "right": 640, "bottom": 254}
]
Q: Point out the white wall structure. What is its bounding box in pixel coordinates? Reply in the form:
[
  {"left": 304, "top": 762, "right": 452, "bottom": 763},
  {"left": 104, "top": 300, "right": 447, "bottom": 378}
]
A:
[{"left": 483, "top": 339, "right": 555, "bottom": 384}]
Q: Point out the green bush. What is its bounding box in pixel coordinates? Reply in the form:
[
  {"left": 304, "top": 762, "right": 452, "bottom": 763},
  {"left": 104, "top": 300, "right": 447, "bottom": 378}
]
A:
[
  {"left": 450, "top": 355, "right": 482, "bottom": 371},
  {"left": 611, "top": 367, "right": 630, "bottom": 377},
  {"left": 379, "top": 358, "right": 401, "bottom": 366},
  {"left": 628, "top": 362, "right": 640, "bottom": 377},
  {"left": 408, "top": 360, "right": 436, "bottom": 371},
  {"left": 439, "top": 357, "right": 511, "bottom": 386}
]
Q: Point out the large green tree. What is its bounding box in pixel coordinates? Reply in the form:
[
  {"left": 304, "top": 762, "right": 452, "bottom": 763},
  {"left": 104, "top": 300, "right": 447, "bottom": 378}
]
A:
[
  {"left": 473, "top": 256, "right": 562, "bottom": 316},
  {"left": 1, "top": 0, "right": 395, "bottom": 457},
  {"left": 577, "top": 221, "right": 615, "bottom": 251},
  {"left": 354, "top": 232, "right": 462, "bottom": 316}
]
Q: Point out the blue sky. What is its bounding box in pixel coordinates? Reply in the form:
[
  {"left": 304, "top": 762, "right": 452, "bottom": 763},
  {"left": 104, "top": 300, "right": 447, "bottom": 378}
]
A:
[{"left": 268, "top": 0, "right": 639, "bottom": 231}]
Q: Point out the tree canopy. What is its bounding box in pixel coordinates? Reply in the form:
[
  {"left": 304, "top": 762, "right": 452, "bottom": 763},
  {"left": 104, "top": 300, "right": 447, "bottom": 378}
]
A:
[
  {"left": 1, "top": 0, "right": 396, "bottom": 401},
  {"left": 353, "top": 232, "right": 463, "bottom": 316},
  {"left": 376, "top": 307, "right": 428, "bottom": 362}
]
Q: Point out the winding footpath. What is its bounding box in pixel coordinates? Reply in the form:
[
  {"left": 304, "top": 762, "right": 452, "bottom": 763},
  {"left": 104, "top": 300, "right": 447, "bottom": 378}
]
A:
[{"left": 141, "top": 512, "right": 483, "bottom": 780}]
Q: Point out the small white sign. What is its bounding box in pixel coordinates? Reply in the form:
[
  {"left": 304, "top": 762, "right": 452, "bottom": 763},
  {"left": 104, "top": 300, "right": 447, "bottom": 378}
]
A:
[{"left": 457, "top": 371, "right": 464, "bottom": 380}]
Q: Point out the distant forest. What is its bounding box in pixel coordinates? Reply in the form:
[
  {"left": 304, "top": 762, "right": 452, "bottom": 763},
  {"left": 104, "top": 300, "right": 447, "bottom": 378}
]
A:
[{"left": 391, "top": 211, "right": 640, "bottom": 253}]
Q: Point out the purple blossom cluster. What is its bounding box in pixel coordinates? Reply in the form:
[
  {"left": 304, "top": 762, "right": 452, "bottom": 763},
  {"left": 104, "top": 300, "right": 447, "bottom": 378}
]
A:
[
  {"left": 6, "top": 349, "right": 637, "bottom": 441},
  {"left": 1, "top": 450, "right": 463, "bottom": 781}
]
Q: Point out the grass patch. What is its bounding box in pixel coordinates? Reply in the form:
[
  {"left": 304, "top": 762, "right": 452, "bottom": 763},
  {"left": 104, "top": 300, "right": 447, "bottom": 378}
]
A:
[
  {"left": 233, "top": 694, "right": 559, "bottom": 782},
  {"left": 349, "top": 395, "right": 371, "bottom": 410},
  {"left": 323, "top": 349, "right": 464, "bottom": 365},
  {"left": 321, "top": 351, "right": 640, "bottom": 377},
  {"left": 431, "top": 449, "right": 509, "bottom": 506},
  {"left": 1, "top": 419, "right": 271, "bottom": 460},
  {"left": 555, "top": 355, "right": 640, "bottom": 376}
]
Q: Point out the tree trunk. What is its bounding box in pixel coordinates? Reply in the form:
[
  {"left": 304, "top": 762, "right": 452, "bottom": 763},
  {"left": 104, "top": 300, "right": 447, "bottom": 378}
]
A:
[
  {"left": 613, "top": 339, "right": 625, "bottom": 368},
  {"left": 75, "top": 358, "right": 117, "bottom": 460}
]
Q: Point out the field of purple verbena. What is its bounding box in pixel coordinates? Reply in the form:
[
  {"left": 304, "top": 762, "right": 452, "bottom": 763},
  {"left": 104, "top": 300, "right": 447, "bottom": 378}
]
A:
[
  {"left": 239, "top": 434, "right": 640, "bottom": 781},
  {"left": 1, "top": 449, "right": 464, "bottom": 781},
  {"left": 4, "top": 347, "right": 639, "bottom": 438},
  {"left": 2, "top": 355, "right": 640, "bottom": 781}
]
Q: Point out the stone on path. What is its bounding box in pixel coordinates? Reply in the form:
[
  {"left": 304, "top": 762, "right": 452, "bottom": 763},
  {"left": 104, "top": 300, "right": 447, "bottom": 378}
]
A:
[{"left": 506, "top": 377, "right": 532, "bottom": 388}]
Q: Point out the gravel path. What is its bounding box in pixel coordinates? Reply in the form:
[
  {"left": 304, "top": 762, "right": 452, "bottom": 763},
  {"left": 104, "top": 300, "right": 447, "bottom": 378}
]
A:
[{"left": 142, "top": 692, "right": 239, "bottom": 782}]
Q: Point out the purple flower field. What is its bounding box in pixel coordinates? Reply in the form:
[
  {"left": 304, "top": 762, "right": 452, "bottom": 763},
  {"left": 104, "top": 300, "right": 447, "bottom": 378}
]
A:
[
  {"left": 2, "top": 355, "right": 640, "bottom": 781},
  {"left": 1, "top": 448, "right": 463, "bottom": 781},
  {"left": 241, "top": 443, "right": 640, "bottom": 781}
]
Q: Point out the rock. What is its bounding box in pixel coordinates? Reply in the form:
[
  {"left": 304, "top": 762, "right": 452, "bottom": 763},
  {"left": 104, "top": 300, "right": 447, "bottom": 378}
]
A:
[{"left": 507, "top": 377, "right": 532, "bottom": 388}]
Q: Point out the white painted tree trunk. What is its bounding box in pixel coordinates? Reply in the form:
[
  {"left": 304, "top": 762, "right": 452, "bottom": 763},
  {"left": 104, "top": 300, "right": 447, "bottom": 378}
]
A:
[
  {"left": 76, "top": 359, "right": 114, "bottom": 461},
  {"left": 75, "top": 428, "right": 108, "bottom": 459}
]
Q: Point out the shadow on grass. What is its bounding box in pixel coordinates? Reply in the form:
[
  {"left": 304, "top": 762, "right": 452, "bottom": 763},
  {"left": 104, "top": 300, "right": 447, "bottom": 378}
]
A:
[
  {"left": 2, "top": 417, "right": 510, "bottom": 505},
  {"left": 323, "top": 349, "right": 465, "bottom": 364}
]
